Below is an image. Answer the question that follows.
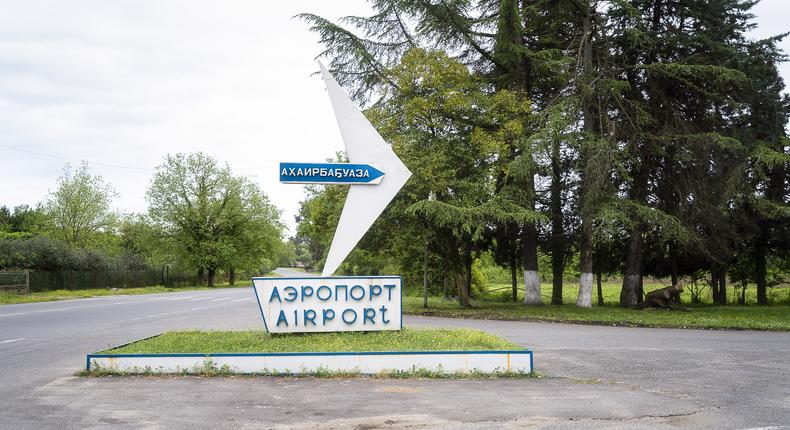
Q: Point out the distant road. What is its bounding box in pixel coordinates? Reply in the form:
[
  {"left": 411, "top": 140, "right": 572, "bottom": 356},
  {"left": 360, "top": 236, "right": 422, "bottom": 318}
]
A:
[
  {"left": 1, "top": 268, "right": 788, "bottom": 429},
  {"left": 272, "top": 267, "right": 319, "bottom": 277}
]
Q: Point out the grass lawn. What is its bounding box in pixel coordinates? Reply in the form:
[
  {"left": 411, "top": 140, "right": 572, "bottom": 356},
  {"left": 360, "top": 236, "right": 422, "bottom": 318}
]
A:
[
  {"left": 404, "top": 281, "right": 790, "bottom": 331},
  {"left": 0, "top": 281, "right": 253, "bottom": 305},
  {"left": 99, "top": 328, "right": 523, "bottom": 354}
]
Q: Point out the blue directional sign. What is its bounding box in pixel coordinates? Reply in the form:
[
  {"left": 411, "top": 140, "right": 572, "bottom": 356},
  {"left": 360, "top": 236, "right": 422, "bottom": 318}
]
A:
[{"left": 279, "top": 162, "right": 385, "bottom": 185}]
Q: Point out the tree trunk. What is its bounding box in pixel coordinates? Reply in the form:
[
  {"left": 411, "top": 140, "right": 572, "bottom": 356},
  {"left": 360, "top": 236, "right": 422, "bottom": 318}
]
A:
[
  {"left": 523, "top": 224, "right": 542, "bottom": 305},
  {"left": 510, "top": 249, "right": 518, "bottom": 302},
  {"left": 596, "top": 271, "right": 604, "bottom": 306},
  {"left": 638, "top": 274, "right": 644, "bottom": 302},
  {"left": 620, "top": 0, "right": 662, "bottom": 307},
  {"left": 621, "top": 227, "right": 643, "bottom": 307},
  {"left": 576, "top": 0, "right": 595, "bottom": 309},
  {"left": 755, "top": 240, "right": 768, "bottom": 305},
  {"left": 669, "top": 241, "right": 678, "bottom": 287},
  {"left": 710, "top": 265, "right": 719, "bottom": 304},
  {"left": 465, "top": 244, "right": 473, "bottom": 299},
  {"left": 523, "top": 166, "right": 542, "bottom": 305},
  {"left": 423, "top": 238, "right": 429, "bottom": 308},
  {"left": 456, "top": 272, "right": 470, "bottom": 307},
  {"left": 717, "top": 265, "right": 727, "bottom": 305},
  {"left": 550, "top": 136, "right": 565, "bottom": 305},
  {"left": 207, "top": 268, "right": 216, "bottom": 288},
  {"left": 577, "top": 217, "right": 593, "bottom": 308},
  {"left": 228, "top": 268, "right": 236, "bottom": 286},
  {"left": 197, "top": 268, "right": 205, "bottom": 286}
]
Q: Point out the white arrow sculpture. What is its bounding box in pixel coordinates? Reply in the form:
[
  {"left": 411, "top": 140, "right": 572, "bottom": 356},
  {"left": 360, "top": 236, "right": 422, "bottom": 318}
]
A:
[{"left": 318, "top": 62, "right": 412, "bottom": 276}]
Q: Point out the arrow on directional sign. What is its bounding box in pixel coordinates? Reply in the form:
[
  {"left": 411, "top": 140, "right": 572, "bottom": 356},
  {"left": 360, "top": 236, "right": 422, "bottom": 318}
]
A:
[
  {"left": 318, "top": 62, "right": 412, "bottom": 276},
  {"left": 279, "top": 162, "right": 385, "bottom": 185}
]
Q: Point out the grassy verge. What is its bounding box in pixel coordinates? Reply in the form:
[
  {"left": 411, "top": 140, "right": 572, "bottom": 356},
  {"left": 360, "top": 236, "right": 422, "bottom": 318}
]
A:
[
  {"left": 99, "top": 328, "right": 523, "bottom": 354},
  {"left": 404, "top": 296, "right": 790, "bottom": 331},
  {"left": 477, "top": 280, "right": 790, "bottom": 306},
  {"left": 0, "top": 281, "right": 253, "bottom": 305}
]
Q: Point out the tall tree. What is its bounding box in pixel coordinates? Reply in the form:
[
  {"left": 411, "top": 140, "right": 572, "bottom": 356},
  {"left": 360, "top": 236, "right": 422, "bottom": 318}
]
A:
[
  {"left": 42, "top": 162, "right": 118, "bottom": 247},
  {"left": 736, "top": 35, "right": 790, "bottom": 304},
  {"left": 147, "top": 153, "right": 283, "bottom": 286}
]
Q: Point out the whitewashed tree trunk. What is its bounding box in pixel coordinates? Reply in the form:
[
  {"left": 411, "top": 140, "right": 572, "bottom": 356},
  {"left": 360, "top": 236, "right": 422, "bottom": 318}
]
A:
[
  {"left": 523, "top": 270, "right": 542, "bottom": 305},
  {"left": 577, "top": 272, "right": 593, "bottom": 308}
]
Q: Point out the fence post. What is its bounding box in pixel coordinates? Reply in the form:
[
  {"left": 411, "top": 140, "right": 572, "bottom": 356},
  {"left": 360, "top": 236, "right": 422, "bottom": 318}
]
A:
[{"left": 24, "top": 269, "right": 30, "bottom": 294}]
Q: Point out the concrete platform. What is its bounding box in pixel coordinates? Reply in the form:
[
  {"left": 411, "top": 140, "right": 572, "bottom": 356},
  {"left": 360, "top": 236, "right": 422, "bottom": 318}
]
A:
[{"left": 86, "top": 350, "right": 533, "bottom": 374}]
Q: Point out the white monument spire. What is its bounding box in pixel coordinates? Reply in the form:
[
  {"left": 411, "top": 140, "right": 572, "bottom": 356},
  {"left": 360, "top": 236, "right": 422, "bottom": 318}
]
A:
[{"left": 318, "top": 62, "right": 412, "bottom": 276}]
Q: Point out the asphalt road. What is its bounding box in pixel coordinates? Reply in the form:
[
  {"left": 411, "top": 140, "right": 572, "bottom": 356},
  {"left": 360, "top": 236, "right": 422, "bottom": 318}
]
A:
[{"left": 1, "top": 267, "right": 788, "bottom": 429}]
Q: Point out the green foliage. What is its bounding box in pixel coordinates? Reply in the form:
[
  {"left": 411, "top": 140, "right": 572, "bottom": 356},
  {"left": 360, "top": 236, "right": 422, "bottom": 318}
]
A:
[
  {"left": 276, "top": 239, "right": 297, "bottom": 268},
  {"left": 295, "top": 182, "right": 347, "bottom": 272},
  {"left": 297, "top": 0, "right": 790, "bottom": 308},
  {"left": 0, "top": 204, "right": 46, "bottom": 236},
  {"left": 42, "top": 162, "right": 118, "bottom": 249},
  {"left": 0, "top": 237, "right": 113, "bottom": 271},
  {"left": 146, "top": 153, "right": 284, "bottom": 284}
]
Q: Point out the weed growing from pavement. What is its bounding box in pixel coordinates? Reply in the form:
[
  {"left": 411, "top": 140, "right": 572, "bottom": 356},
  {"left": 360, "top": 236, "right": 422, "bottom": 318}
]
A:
[{"left": 79, "top": 366, "right": 542, "bottom": 379}]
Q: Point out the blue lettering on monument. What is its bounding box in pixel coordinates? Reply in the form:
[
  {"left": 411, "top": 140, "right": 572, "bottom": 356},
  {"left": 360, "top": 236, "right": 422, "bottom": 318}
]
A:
[
  {"left": 269, "top": 287, "right": 281, "bottom": 303},
  {"left": 276, "top": 310, "right": 288, "bottom": 327},
  {"left": 301, "top": 286, "right": 313, "bottom": 302},
  {"left": 284, "top": 286, "right": 298, "bottom": 302},
  {"left": 342, "top": 309, "right": 357, "bottom": 324},
  {"left": 316, "top": 285, "right": 332, "bottom": 301},
  {"left": 254, "top": 278, "right": 401, "bottom": 332},
  {"left": 349, "top": 285, "right": 365, "bottom": 301}
]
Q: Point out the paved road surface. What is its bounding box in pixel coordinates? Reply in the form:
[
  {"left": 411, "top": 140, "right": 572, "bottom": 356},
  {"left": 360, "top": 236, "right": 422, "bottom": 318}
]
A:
[{"left": 1, "top": 267, "right": 788, "bottom": 429}]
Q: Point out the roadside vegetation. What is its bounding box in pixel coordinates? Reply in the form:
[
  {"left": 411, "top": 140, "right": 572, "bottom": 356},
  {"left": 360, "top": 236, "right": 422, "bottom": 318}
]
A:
[
  {"left": 295, "top": 1, "right": 790, "bottom": 312},
  {"left": 1, "top": 155, "right": 293, "bottom": 298},
  {"left": 99, "top": 328, "right": 522, "bottom": 354},
  {"left": 403, "top": 297, "right": 790, "bottom": 331},
  {"left": 403, "top": 278, "right": 790, "bottom": 331},
  {"left": 0, "top": 281, "right": 254, "bottom": 305}
]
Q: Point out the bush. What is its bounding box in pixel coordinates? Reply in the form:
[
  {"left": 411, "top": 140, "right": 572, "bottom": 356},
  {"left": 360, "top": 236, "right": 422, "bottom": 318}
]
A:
[{"left": 0, "top": 237, "right": 132, "bottom": 272}]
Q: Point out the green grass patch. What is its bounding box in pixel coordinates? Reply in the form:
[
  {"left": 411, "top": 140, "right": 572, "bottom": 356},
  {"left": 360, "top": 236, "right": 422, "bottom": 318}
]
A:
[
  {"left": 0, "top": 281, "right": 253, "bottom": 305},
  {"left": 404, "top": 295, "right": 790, "bottom": 331},
  {"left": 99, "top": 328, "right": 523, "bottom": 354}
]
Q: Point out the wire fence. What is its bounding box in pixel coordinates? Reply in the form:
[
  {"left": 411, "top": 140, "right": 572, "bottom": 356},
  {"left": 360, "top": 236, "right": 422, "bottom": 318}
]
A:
[
  {"left": 0, "top": 268, "right": 262, "bottom": 293},
  {"left": 0, "top": 270, "right": 29, "bottom": 294},
  {"left": 0, "top": 269, "right": 199, "bottom": 293}
]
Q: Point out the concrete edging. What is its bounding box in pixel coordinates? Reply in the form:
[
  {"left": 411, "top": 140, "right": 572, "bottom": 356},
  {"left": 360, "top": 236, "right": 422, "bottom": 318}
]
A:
[{"left": 86, "top": 350, "right": 533, "bottom": 375}]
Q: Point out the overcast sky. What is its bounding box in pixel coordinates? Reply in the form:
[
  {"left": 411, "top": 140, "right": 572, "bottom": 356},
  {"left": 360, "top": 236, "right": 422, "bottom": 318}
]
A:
[{"left": 1, "top": 0, "right": 788, "bottom": 235}]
